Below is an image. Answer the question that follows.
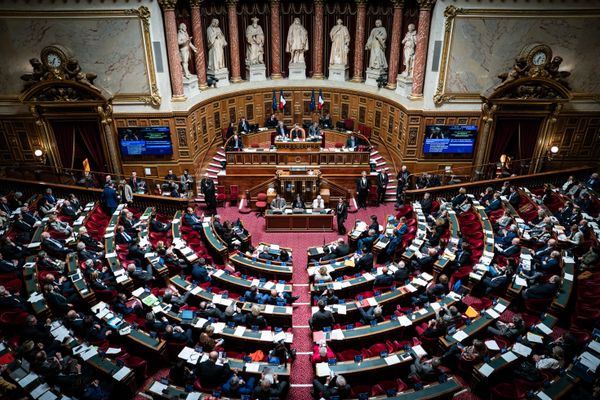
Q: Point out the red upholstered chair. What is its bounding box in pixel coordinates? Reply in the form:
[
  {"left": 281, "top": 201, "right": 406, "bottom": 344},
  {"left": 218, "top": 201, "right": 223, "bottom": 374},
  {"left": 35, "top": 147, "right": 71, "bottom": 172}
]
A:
[
  {"left": 251, "top": 143, "right": 259, "bottom": 148},
  {"left": 221, "top": 127, "right": 228, "bottom": 141},
  {"left": 344, "top": 118, "right": 354, "bottom": 131},
  {"left": 255, "top": 193, "right": 268, "bottom": 217},
  {"left": 229, "top": 185, "right": 239, "bottom": 205},
  {"left": 216, "top": 185, "right": 226, "bottom": 206},
  {"left": 335, "top": 142, "right": 344, "bottom": 148}
]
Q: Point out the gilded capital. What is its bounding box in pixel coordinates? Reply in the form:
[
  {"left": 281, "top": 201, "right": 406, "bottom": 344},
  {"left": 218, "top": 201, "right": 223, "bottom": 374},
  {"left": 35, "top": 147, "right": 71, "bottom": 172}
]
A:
[
  {"left": 157, "top": 0, "right": 177, "bottom": 10},
  {"left": 314, "top": 0, "right": 325, "bottom": 5},
  {"left": 189, "top": 0, "right": 203, "bottom": 7},
  {"left": 417, "top": 0, "right": 436, "bottom": 10},
  {"left": 270, "top": 0, "right": 280, "bottom": 6},
  {"left": 356, "top": 0, "right": 368, "bottom": 5},
  {"left": 391, "top": 0, "right": 404, "bottom": 8},
  {"left": 226, "top": 0, "right": 238, "bottom": 5}
]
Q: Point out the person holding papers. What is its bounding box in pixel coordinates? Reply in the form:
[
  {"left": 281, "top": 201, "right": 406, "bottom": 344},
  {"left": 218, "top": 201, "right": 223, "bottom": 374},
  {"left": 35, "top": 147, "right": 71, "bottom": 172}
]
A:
[
  {"left": 275, "top": 120, "right": 288, "bottom": 139},
  {"left": 411, "top": 274, "right": 449, "bottom": 306},
  {"left": 355, "top": 246, "right": 374, "bottom": 272},
  {"left": 313, "top": 288, "right": 339, "bottom": 306},
  {"left": 308, "top": 121, "right": 321, "bottom": 140},
  {"left": 533, "top": 346, "right": 564, "bottom": 370},
  {"left": 408, "top": 356, "right": 443, "bottom": 382},
  {"left": 479, "top": 265, "right": 514, "bottom": 295},
  {"left": 164, "top": 324, "right": 194, "bottom": 346},
  {"left": 410, "top": 248, "right": 439, "bottom": 272},
  {"left": 311, "top": 373, "right": 351, "bottom": 400},
  {"left": 442, "top": 339, "right": 487, "bottom": 367},
  {"left": 270, "top": 194, "right": 287, "bottom": 212},
  {"left": 312, "top": 195, "right": 325, "bottom": 210}
]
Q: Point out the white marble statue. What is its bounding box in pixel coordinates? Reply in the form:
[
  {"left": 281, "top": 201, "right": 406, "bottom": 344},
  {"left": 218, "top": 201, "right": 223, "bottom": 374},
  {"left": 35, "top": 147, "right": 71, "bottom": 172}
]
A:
[
  {"left": 178, "top": 23, "right": 197, "bottom": 79},
  {"left": 246, "top": 17, "right": 265, "bottom": 66},
  {"left": 401, "top": 23, "right": 417, "bottom": 78},
  {"left": 329, "top": 19, "right": 350, "bottom": 66},
  {"left": 365, "top": 19, "right": 388, "bottom": 71},
  {"left": 207, "top": 18, "right": 227, "bottom": 72},
  {"left": 286, "top": 17, "right": 309, "bottom": 65}
]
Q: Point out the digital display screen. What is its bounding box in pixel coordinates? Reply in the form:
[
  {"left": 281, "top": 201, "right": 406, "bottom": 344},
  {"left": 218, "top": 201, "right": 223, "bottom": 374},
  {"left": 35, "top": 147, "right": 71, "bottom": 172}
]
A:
[
  {"left": 118, "top": 127, "right": 173, "bottom": 156},
  {"left": 423, "top": 125, "right": 477, "bottom": 154}
]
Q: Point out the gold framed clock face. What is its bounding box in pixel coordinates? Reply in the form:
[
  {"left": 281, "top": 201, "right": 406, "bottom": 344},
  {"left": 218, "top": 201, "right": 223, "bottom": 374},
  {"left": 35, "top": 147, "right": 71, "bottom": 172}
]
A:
[
  {"left": 40, "top": 45, "right": 70, "bottom": 70},
  {"left": 522, "top": 44, "right": 552, "bottom": 68}
]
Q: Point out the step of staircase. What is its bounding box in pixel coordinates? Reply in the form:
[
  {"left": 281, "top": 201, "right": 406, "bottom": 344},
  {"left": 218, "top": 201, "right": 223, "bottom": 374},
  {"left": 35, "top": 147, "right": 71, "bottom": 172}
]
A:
[{"left": 208, "top": 162, "right": 222, "bottom": 169}]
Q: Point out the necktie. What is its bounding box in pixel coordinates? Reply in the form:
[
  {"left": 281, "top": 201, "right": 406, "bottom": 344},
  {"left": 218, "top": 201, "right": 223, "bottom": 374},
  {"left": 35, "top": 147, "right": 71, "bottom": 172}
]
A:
[{"left": 123, "top": 232, "right": 131, "bottom": 241}]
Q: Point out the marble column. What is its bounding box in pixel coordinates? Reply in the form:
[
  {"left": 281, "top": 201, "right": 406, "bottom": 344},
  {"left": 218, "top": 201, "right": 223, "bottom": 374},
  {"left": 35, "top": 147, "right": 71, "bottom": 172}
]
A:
[
  {"left": 270, "top": 0, "right": 282, "bottom": 79},
  {"left": 312, "top": 0, "right": 325, "bottom": 79},
  {"left": 351, "top": 0, "right": 367, "bottom": 82},
  {"left": 158, "top": 0, "right": 185, "bottom": 100},
  {"left": 410, "top": 0, "right": 435, "bottom": 99},
  {"left": 386, "top": 0, "right": 404, "bottom": 89},
  {"left": 227, "top": 0, "right": 242, "bottom": 83},
  {"left": 190, "top": 0, "right": 208, "bottom": 90}
]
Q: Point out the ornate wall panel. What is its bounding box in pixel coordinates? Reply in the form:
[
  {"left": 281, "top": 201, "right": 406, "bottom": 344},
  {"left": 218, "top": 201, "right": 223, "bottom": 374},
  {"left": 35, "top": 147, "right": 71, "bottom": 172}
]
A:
[
  {"left": 0, "top": 7, "right": 160, "bottom": 106},
  {"left": 547, "top": 115, "right": 600, "bottom": 168},
  {"left": 0, "top": 118, "right": 43, "bottom": 165},
  {"left": 435, "top": 7, "right": 600, "bottom": 105}
]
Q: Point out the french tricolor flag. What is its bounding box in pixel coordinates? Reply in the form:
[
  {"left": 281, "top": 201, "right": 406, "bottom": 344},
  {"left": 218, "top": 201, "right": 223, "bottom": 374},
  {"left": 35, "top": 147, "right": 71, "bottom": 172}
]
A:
[
  {"left": 279, "top": 90, "right": 286, "bottom": 110},
  {"left": 317, "top": 89, "right": 324, "bottom": 110}
]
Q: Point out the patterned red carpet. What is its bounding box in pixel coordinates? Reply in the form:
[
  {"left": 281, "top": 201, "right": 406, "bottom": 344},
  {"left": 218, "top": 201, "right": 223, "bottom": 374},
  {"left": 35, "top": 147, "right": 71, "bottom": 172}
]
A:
[{"left": 219, "top": 202, "right": 398, "bottom": 399}]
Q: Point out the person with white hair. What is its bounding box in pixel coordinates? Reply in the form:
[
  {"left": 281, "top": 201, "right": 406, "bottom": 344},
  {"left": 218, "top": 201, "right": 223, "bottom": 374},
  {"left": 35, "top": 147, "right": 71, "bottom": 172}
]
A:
[{"left": 312, "top": 195, "right": 324, "bottom": 210}]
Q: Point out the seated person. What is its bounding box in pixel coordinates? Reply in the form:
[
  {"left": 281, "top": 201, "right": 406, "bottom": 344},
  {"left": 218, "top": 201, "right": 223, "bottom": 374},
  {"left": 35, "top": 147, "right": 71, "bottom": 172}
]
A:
[
  {"left": 197, "top": 351, "right": 231, "bottom": 389},
  {"left": 290, "top": 123, "right": 305, "bottom": 140},
  {"left": 314, "top": 266, "right": 333, "bottom": 283},
  {"left": 409, "top": 356, "right": 443, "bottom": 382},
  {"left": 412, "top": 274, "right": 448, "bottom": 306},
  {"left": 345, "top": 134, "right": 359, "bottom": 149},
  {"left": 310, "top": 300, "right": 335, "bottom": 331},
  {"left": 480, "top": 265, "right": 514, "bottom": 295},
  {"left": 245, "top": 304, "right": 268, "bottom": 329},
  {"left": 228, "top": 133, "right": 243, "bottom": 151},
  {"left": 522, "top": 275, "right": 560, "bottom": 300},
  {"left": 270, "top": 194, "right": 286, "bottom": 212},
  {"left": 442, "top": 339, "right": 487, "bottom": 367},
  {"left": 264, "top": 289, "right": 299, "bottom": 306},
  {"left": 265, "top": 113, "right": 278, "bottom": 128},
  {"left": 358, "top": 305, "right": 384, "bottom": 325},
  {"left": 78, "top": 226, "right": 104, "bottom": 251},
  {"left": 183, "top": 207, "right": 203, "bottom": 231},
  {"left": 254, "top": 371, "right": 289, "bottom": 400},
  {"left": 223, "top": 373, "right": 256, "bottom": 397},
  {"left": 40, "top": 232, "right": 70, "bottom": 257},
  {"left": 321, "top": 238, "right": 350, "bottom": 261},
  {"left": 485, "top": 192, "right": 502, "bottom": 214},
  {"left": 410, "top": 248, "right": 439, "bottom": 272},
  {"left": 275, "top": 121, "right": 288, "bottom": 139},
  {"left": 312, "top": 342, "right": 335, "bottom": 364},
  {"left": 308, "top": 122, "right": 321, "bottom": 140},
  {"left": 312, "top": 373, "right": 350, "bottom": 400},
  {"left": 291, "top": 194, "right": 305, "bottom": 210},
  {"left": 487, "top": 315, "right": 524, "bottom": 340},
  {"left": 357, "top": 229, "right": 378, "bottom": 252},
  {"left": 355, "top": 247, "right": 374, "bottom": 272},
  {"left": 320, "top": 113, "right": 332, "bottom": 129},
  {"left": 312, "top": 195, "right": 325, "bottom": 210},
  {"left": 313, "top": 288, "right": 339, "bottom": 306},
  {"left": 48, "top": 214, "right": 73, "bottom": 236},
  {"left": 244, "top": 285, "right": 266, "bottom": 304},
  {"left": 238, "top": 116, "right": 251, "bottom": 134}
]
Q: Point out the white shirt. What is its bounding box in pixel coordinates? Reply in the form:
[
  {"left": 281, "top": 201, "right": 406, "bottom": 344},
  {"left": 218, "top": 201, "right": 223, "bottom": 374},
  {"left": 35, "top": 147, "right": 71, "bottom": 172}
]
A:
[{"left": 312, "top": 198, "right": 324, "bottom": 209}]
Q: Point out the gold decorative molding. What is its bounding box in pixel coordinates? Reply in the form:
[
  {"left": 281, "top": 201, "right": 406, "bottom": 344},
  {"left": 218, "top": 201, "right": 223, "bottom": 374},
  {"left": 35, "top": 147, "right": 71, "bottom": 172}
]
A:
[
  {"left": 417, "top": 0, "right": 436, "bottom": 11},
  {"left": 433, "top": 7, "right": 600, "bottom": 106},
  {"left": 157, "top": 0, "right": 178, "bottom": 10},
  {"left": 390, "top": 0, "right": 404, "bottom": 8}
]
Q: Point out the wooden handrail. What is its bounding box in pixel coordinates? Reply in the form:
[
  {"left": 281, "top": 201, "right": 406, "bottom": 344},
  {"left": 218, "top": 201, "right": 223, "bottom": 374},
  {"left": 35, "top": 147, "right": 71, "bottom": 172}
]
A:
[
  {"left": 0, "top": 176, "right": 189, "bottom": 215},
  {"left": 404, "top": 166, "right": 595, "bottom": 201}
]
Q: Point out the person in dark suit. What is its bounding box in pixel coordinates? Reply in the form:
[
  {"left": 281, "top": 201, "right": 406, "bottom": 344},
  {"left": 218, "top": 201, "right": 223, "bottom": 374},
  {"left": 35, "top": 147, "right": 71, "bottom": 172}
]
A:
[
  {"left": 335, "top": 198, "right": 348, "bottom": 235},
  {"left": 22, "top": 315, "right": 52, "bottom": 344},
  {"left": 229, "top": 134, "right": 243, "bottom": 151},
  {"left": 345, "top": 135, "right": 358, "bottom": 149},
  {"left": 0, "top": 253, "right": 17, "bottom": 273},
  {"left": 100, "top": 182, "right": 119, "bottom": 215},
  {"left": 451, "top": 187, "right": 468, "bottom": 211},
  {"left": 393, "top": 261, "right": 410, "bottom": 282},
  {"left": 410, "top": 248, "right": 439, "bottom": 272},
  {"left": 245, "top": 305, "right": 268, "bottom": 329},
  {"left": 291, "top": 194, "right": 305, "bottom": 209},
  {"left": 310, "top": 300, "right": 335, "bottom": 331},
  {"left": 44, "top": 188, "right": 57, "bottom": 205},
  {"left": 358, "top": 305, "right": 384, "bottom": 325},
  {"left": 12, "top": 213, "right": 34, "bottom": 240},
  {"left": 129, "top": 171, "right": 140, "bottom": 192},
  {"left": 420, "top": 192, "right": 433, "bottom": 216},
  {"left": 183, "top": 207, "right": 203, "bottom": 231},
  {"left": 484, "top": 193, "right": 502, "bottom": 214},
  {"left": 265, "top": 113, "right": 278, "bottom": 128},
  {"left": 197, "top": 351, "right": 232, "bottom": 389},
  {"left": 1, "top": 237, "right": 28, "bottom": 263},
  {"left": 290, "top": 124, "right": 305, "bottom": 140},
  {"left": 355, "top": 247, "right": 374, "bottom": 272},
  {"left": 76, "top": 242, "right": 103, "bottom": 264},
  {"left": 320, "top": 113, "right": 332, "bottom": 129},
  {"left": 450, "top": 242, "right": 472, "bottom": 272},
  {"left": 497, "top": 238, "right": 521, "bottom": 257},
  {"left": 376, "top": 169, "right": 389, "bottom": 205},
  {"left": 373, "top": 266, "right": 395, "bottom": 287},
  {"left": 44, "top": 284, "right": 72, "bottom": 314},
  {"left": 200, "top": 174, "right": 217, "bottom": 215},
  {"left": 115, "top": 226, "right": 134, "bottom": 245},
  {"left": 60, "top": 200, "right": 78, "bottom": 218},
  {"left": 357, "top": 228, "right": 378, "bottom": 252},
  {"left": 127, "top": 263, "right": 153, "bottom": 284},
  {"left": 40, "top": 232, "right": 70, "bottom": 257},
  {"left": 356, "top": 171, "right": 370, "bottom": 209},
  {"left": 151, "top": 218, "right": 171, "bottom": 233},
  {"left": 585, "top": 172, "right": 600, "bottom": 192},
  {"left": 480, "top": 265, "right": 514, "bottom": 295},
  {"left": 254, "top": 373, "right": 289, "bottom": 400},
  {"left": 522, "top": 275, "right": 560, "bottom": 300},
  {"left": 333, "top": 238, "right": 350, "bottom": 259},
  {"left": 312, "top": 374, "right": 351, "bottom": 400},
  {"left": 508, "top": 186, "right": 521, "bottom": 208},
  {"left": 238, "top": 117, "right": 251, "bottom": 134},
  {"left": 275, "top": 121, "right": 288, "bottom": 139},
  {"left": 21, "top": 206, "right": 41, "bottom": 226},
  {"left": 164, "top": 324, "right": 194, "bottom": 345}
]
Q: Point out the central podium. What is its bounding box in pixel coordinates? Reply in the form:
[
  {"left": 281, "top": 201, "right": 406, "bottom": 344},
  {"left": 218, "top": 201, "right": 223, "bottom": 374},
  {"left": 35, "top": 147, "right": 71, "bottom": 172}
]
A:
[{"left": 265, "top": 210, "right": 333, "bottom": 232}]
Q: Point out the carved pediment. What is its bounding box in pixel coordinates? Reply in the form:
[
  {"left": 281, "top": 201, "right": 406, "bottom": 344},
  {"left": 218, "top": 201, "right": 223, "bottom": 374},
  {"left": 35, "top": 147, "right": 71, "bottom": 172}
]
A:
[{"left": 482, "top": 45, "right": 572, "bottom": 103}]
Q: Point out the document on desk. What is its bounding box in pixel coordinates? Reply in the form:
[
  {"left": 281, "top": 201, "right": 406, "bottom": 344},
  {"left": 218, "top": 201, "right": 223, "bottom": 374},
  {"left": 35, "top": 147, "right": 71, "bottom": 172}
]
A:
[
  {"left": 501, "top": 351, "right": 518, "bottom": 363},
  {"left": 18, "top": 371, "right": 39, "bottom": 387},
  {"left": 413, "top": 345, "right": 427, "bottom": 358},
  {"left": 212, "top": 322, "right": 226, "bottom": 334},
  {"left": 113, "top": 366, "right": 131, "bottom": 381},
  {"left": 512, "top": 343, "right": 532, "bottom": 357},
  {"left": 478, "top": 363, "right": 494, "bottom": 378},
  {"left": 264, "top": 305, "right": 275, "bottom": 314},
  {"left": 452, "top": 330, "right": 469, "bottom": 343},
  {"left": 245, "top": 363, "right": 261, "bottom": 373},
  {"left": 316, "top": 363, "right": 331, "bottom": 377},
  {"left": 234, "top": 326, "right": 246, "bottom": 337},
  {"left": 398, "top": 316, "right": 412, "bottom": 327},
  {"left": 260, "top": 331, "right": 274, "bottom": 341},
  {"left": 149, "top": 381, "right": 167, "bottom": 394},
  {"left": 330, "top": 329, "right": 345, "bottom": 340},
  {"left": 384, "top": 354, "right": 401, "bottom": 365},
  {"left": 527, "top": 333, "right": 544, "bottom": 344},
  {"left": 485, "top": 340, "right": 500, "bottom": 351}
]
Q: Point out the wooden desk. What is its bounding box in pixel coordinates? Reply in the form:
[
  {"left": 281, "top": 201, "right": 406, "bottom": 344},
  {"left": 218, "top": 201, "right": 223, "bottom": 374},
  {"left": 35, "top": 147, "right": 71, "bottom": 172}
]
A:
[
  {"left": 274, "top": 140, "right": 321, "bottom": 151},
  {"left": 229, "top": 252, "right": 293, "bottom": 280},
  {"left": 373, "top": 377, "right": 463, "bottom": 400},
  {"left": 265, "top": 211, "right": 333, "bottom": 232}
]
